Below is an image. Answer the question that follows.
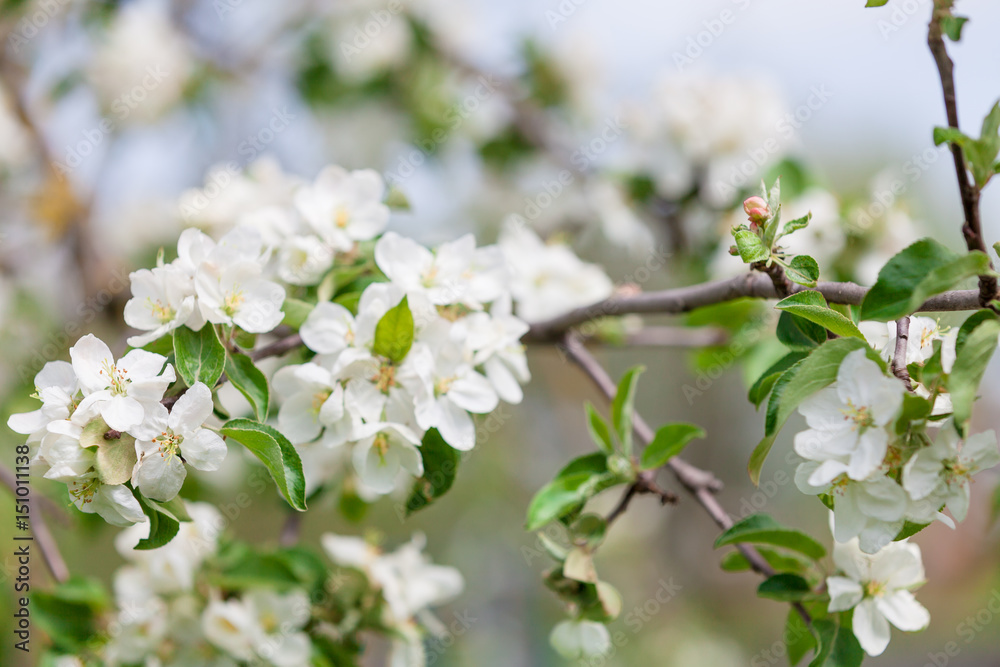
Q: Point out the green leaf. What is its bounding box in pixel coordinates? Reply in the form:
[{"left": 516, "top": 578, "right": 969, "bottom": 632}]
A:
[
  {"left": 526, "top": 453, "right": 612, "bottom": 531},
  {"left": 211, "top": 545, "right": 303, "bottom": 591},
  {"left": 776, "top": 291, "right": 864, "bottom": 339},
  {"left": 748, "top": 351, "right": 808, "bottom": 408},
  {"left": 225, "top": 352, "right": 270, "bottom": 422},
  {"left": 809, "top": 619, "right": 864, "bottom": 667},
  {"left": 785, "top": 255, "right": 820, "bottom": 287},
  {"left": 385, "top": 184, "right": 411, "bottom": 210},
  {"left": 134, "top": 493, "right": 180, "bottom": 551},
  {"left": 777, "top": 311, "right": 828, "bottom": 350},
  {"left": 734, "top": 229, "right": 770, "bottom": 263},
  {"left": 893, "top": 520, "right": 930, "bottom": 541},
  {"left": 372, "top": 295, "right": 414, "bottom": 363},
  {"left": 640, "top": 423, "right": 706, "bottom": 470},
  {"left": 941, "top": 14, "right": 969, "bottom": 41},
  {"left": 714, "top": 514, "right": 826, "bottom": 561},
  {"left": 281, "top": 298, "right": 315, "bottom": 329},
  {"left": 750, "top": 338, "right": 871, "bottom": 484},
  {"left": 757, "top": 573, "right": 814, "bottom": 602},
  {"left": 781, "top": 214, "right": 811, "bottom": 238},
  {"left": 865, "top": 0, "right": 889, "bottom": 6},
  {"left": 957, "top": 310, "right": 999, "bottom": 356},
  {"left": 787, "top": 607, "right": 817, "bottom": 666},
  {"left": 948, "top": 317, "right": 1000, "bottom": 428},
  {"left": 222, "top": 419, "right": 308, "bottom": 511},
  {"left": 585, "top": 402, "right": 615, "bottom": 455},
  {"left": 173, "top": 325, "right": 226, "bottom": 388},
  {"left": 406, "top": 428, "right": 460, "bottom": 515},
  {"left": 860, "top": 239, "right": 994, "bottom": 321},
  {"left": 32, "top": 577, "right": 107, "bottom": 652},
  {"left": 611, "top": 365, "right": 645, "bottom": 457}
]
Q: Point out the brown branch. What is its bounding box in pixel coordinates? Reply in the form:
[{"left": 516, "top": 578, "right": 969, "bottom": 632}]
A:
[
  {"left": 251, "top": 332, "right": 303, "bottom": 361},
  {"left": 927, "top": 2, "right": 998, "bottom": 307},
  {"left": 891, "top": 316, "right": 914, "bottom": 390},
  {"left": 752, "top": 260, "right": 793, "bottom": 299},
  {"left": 605, "top": 471, "right": 678, "bottom": 527},
  {"left": 579, "top": 326, "right": 729, "bottom": 348},
  {"left": 279, "top": 511, "right": 303, "bottom": 547},
  {"left": 528, "top": 273, "right": 982, "bottom": 341}
]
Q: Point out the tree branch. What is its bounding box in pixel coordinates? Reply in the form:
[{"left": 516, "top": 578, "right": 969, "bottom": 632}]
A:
[
  {"left": 559, "top": 333, "right": 810, "bottom": 623},
  {"left": 927, "top": 1, "right": 998, "bottom": 307},
  {"left": 0, "top": 465, "right": 69, "bottom": 583},
  {"left": 891, "top": 316, "right": 914, "bottom": 390},
  {"left": 528, "top": 273, "right": 982, "bottom": 341}
]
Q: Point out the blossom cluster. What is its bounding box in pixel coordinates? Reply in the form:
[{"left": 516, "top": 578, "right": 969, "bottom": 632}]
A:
[
  {"left": 278, "top": 229, "right": 531, "bottom": 496},
  {"left": 50, "top": 503, "right": 463, "bottom": 667},
  {"left": 7, "top": 336, "right": 225, "bottom": 525},
  {"left": 791, "top": 339, "right": 998, "bottom": 655}
]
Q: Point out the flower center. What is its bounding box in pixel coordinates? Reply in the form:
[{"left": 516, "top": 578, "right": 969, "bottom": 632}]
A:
[
  {"left": 335, "top": 206, "right": 350, "bottom": 229},
  {"left": 374, "top": 363, "right": 397, "bottom": 393},
  {"left": 154, "top": 430, "right": 184, "bottom": 458},
  {"left": 312, "top": 390, "right": 331, "bottom": 413},
  {"left": 223, "top": 287, "right": 246, "bottom": 316},
  {"left": 841, "top": 399, "right": 873, "bottom": 430},
  {"left": 146, "top": 297, "right": 176, "bottom": 324},
  {"left": 374, "top": 433, "right": 390, "bottom": 462},
  {"left": 99, "top": 360, "right": 130, "bottom": 396},
  {"left": 435, "top": 376, "right": 455, "bottom": 396},
  {"left": 69, "top": 478, "right": 100, "bottom": 505},
  {"left": 422, "top": 264, "right": 439, "bottom": 287},
  {"left": 864, "top": 580, "right": 887, "bottom": 598}
]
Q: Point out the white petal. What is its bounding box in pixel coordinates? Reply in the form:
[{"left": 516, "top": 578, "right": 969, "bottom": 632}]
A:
[
  {"left": 446, "top": 371, "right": 498, "bottom": 414},
  {"left": 70, "top": 334, "right": 115, "bottom": 393},
  {"left": 134, "top": 452, "right": 186, "bottom": 502},
  {"left": 876, "top": 590, "right": 929, "bottom": 632},
  {"left": 278, "top": 393, "right": 324, "bottom": 444},
  {"left": 853, "top": 598, "right": 891, "bottom": 656},
  {"left": 301, "top": 301, "right": 355, "bottom": 355},
  {"left": 182, "top": 429, "right": 227, "bottom": 471},
  {"left": 827, "top": 576, "right": 864, "bottom": 612},
  {"left": 168, "top": 383, "right": 214, "bottom": 434},
  {"left": 435, "top": 399, "right": 476, "bottom": 451},
  {"left": 102, "top": 395, "right": 145, "bottom": 432}
]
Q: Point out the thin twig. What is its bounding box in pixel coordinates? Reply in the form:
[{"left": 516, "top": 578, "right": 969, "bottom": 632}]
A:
[
  {"left": 891, "top": 316, "right": 914, "bottom": 390},
  {"left": 927, "top": 1, "right": 998, "bottom": 307},
  {"left": 560, "top": 333, "right": 811, "bottom": 623},
  {"left": 579, "top": 326, "right": 729, "bottom": 348}
]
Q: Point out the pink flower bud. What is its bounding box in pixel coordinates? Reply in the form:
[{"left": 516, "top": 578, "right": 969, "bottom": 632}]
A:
[{"left": 743, "top": 196, "right": 770, "bottom": 225}]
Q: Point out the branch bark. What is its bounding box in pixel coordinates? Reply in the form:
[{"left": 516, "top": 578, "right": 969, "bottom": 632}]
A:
[
  {"left": 891, "top": 316, "right": 914, "bottom": 390},
  {"left": 927, "top": 1, "right": 998, "bottom": 307},
  {"left": 528, "top": 272, "right": 982, "bottom": 341}
]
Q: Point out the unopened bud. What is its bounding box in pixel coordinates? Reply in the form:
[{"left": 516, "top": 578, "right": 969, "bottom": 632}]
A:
[{"left": 743, "top": 196, "right": 770, "bottom": 225}]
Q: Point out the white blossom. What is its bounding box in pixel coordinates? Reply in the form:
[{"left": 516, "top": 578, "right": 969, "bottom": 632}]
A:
[
  {"left": 793, "top": 349, "right": 902, "bottom": 485},
  {"left": 826, "top": 536, "right": 930, "bottom": 656},
  {"left": 294, "top": 166, "right": 390, "bottom": 252}
]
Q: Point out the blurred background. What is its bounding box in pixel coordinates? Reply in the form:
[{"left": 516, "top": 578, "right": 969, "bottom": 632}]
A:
[{"left": 2, "top": 0, "right": 1000, "bottom": 664}]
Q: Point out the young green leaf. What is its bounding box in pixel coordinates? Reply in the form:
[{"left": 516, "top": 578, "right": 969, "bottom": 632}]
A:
[
  {"left": 372, "top": 295, "right": 414, "bottom": 363},
  {"left": 956, "top": 309, "right": 998, "bottom": 356},
  {"left": 406, "top": 428, "right": 460, "bottom": 515},
  {"left": 948, "top": 317, "right": 1000, "bottom": 428},
  {"left": 714, "top": 513, "right": 826, "bottom": 561},
  {"left": 585, "top": 402, "right": 615, "bottom": 455},
  {"left": 786, "top": 607, "right": 818, "bottom": 666},
  {"left": 941, "top": 15, "right": 968, "bottom": 41},
  {"left": 775, "top": 291, "right": 865, "bottom": 340},
  {"left": 134, "top": 493, "right": 181, "bottom": 551},
  {"left": 281, "top": 298, "right": 316, "bottom": 329},
  {"left": 785, "top": 255, "right": 820, "bottom": 287},
  {"left": 750, "top": 338, "right": 872, "bottom": 484},
  {"left": 809, "top": 619, "right": 864, "bottom": 667},
  {"left": 640, "top": 423, "right": 706, "bottom": 470},
  {"left": 31, "top": 577, "right": 107, "bottom": 652},
  {"left": 173, "top": 325, "right": 226, "bottom": 388},
  {"left": 221, "top": 419, "right": 308, "bottom": 511},
  {"left": 611, "top": 365, "right": 645, "bottom": 457},
  {"left": 865, "top": 0, "right": 889, "bottom": 6},
  {"left": 747, "top": 351, "right": 808, "bottom": 408},
  {"left": 734, "top": 229, "right": 770, "bottom": 263},
  {"left": 860, "top": 239, "right": 994, "bottom": 322},
  {"left": 525, "top": 453, "right": 615, "bottom": 531},
  {"left": 781, "top": 213, "right": 811, "bottom": 238},
  {"left": 757, "top": 573, "right": 814, "bottom": 602},
  {"left": 777, "top": 311, "right": 828, "bottom": 350},
  {"left": 225, "top": 352, "right": 270, "bottom": 422}
]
